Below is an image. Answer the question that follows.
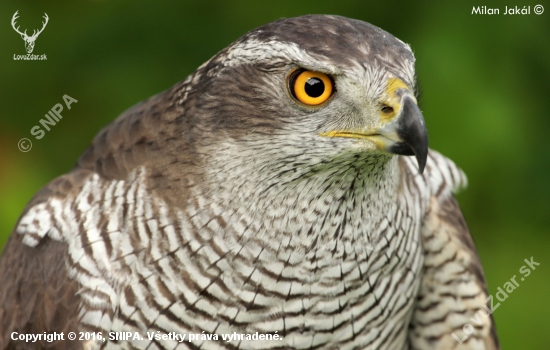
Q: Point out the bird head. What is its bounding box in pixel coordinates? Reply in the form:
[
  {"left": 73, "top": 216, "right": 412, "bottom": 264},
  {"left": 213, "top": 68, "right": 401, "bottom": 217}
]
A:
[{"left": 187, "top": 15, "right": 428, "bottom": 174}]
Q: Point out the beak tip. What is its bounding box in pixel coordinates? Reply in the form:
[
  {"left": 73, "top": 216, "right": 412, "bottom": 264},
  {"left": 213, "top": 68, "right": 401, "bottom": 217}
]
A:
[{"left": 416, "top": 153, "right": 427, "bottom": 174}]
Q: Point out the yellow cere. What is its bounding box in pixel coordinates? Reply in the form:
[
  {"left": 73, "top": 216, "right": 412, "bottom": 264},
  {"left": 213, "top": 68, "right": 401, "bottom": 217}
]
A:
[
  {"left": 292, "top": 70, "right": 333, "bottom": 106},
  {"left": 379, "top": 78, "right": 415, "bottom": 122}
]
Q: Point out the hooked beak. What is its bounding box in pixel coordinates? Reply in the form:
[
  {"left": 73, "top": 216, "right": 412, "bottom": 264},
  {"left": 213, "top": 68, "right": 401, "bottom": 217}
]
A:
[
  {"left": 320, "top": 94, "right": 429, "bottom": 173},
  {"left": 379, "top": 94, "right": 428, "bottom": 173}
]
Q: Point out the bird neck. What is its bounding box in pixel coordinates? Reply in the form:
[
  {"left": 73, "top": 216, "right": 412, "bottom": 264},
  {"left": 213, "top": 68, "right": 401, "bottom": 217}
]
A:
[{"left": 192, "top": 144, "right": 402, "bottom": 256}]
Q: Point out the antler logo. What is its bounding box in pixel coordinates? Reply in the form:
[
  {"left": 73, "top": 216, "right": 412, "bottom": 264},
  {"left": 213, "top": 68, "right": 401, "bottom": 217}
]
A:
[{"left": 11, "top": 11, "right": 49, "bottom": 54}]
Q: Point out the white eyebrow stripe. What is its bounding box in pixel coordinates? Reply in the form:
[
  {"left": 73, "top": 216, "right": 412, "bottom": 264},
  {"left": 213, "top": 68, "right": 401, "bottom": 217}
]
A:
[
  {"left": 220, "top": 36, "right": 416, "bottom": 92},
  {"left": 222, "top": 38, "right": 339, "bottom": 73}
]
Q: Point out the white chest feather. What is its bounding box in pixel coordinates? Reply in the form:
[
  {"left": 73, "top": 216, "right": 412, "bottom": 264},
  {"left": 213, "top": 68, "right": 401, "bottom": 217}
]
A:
[{"left": 16, "top": 152, "right": 439, "bottom": 349}]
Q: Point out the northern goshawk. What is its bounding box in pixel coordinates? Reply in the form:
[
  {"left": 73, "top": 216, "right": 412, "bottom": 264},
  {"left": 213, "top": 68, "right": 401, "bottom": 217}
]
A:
[{"left": 0, "top": 15, "right": 499, "bottom": 350}]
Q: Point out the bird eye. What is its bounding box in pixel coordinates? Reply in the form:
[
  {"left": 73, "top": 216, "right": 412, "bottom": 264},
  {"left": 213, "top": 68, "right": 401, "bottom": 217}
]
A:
[{"left": 289, "top": 69, "right": 333, "bottom": 106}]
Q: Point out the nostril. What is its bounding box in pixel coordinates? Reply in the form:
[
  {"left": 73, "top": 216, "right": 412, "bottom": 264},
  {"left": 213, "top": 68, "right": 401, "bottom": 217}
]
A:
[{"left": 381, "top": 105, "right": 394, "bottom": 114}]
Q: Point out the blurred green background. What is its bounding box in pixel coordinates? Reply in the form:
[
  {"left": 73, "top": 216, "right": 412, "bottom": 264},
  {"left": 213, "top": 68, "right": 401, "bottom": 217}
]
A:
[{"left": 1, "top": 0, "right": 548, "bottom": 347}]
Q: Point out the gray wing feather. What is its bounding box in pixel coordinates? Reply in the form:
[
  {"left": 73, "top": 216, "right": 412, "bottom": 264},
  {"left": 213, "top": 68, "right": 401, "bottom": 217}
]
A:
[
  {"left": 409, "top": 193, "right": 499, "bottom": 350},
  {"left": 0, "top": 232, "right": 82, "bottom": 350}
]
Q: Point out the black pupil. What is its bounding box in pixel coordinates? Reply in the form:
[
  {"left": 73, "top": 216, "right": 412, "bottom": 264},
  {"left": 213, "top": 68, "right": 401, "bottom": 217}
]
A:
[{"left": 304, "top": 77, "right": 325, "bottom": 98}]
